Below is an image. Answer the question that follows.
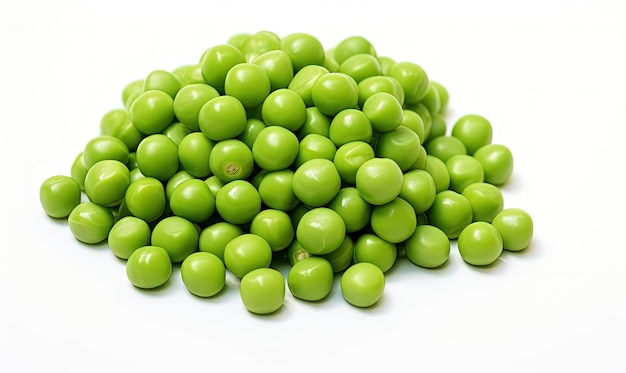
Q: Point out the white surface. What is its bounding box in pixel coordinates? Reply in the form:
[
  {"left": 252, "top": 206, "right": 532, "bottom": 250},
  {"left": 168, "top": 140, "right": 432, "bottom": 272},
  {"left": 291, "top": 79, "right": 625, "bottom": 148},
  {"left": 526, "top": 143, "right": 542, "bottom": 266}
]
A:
[{"left": 2, "top": 0, "right": 626, "bottom": 372}]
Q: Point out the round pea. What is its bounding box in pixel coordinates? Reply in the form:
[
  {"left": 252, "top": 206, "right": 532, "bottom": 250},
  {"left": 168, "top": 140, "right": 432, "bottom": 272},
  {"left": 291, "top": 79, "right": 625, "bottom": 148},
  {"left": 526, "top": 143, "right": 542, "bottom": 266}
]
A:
[
  {"left": 143, "top": 69, "right": 181, "bottom": 98},
  {"left": 83, "top": 135, "right": 129, "bottom": 168},
  {"left": 172, "top": 63, "right": 204, "bottom": 86},
  {"left": 124, "top": 177, "right": 166, "bottom": 222},
  {"left": 162, "top": 122, "right": 190, "bottom": 146},
  {"left": 327, "top": 187, "right": 372, "bottom": 233},
  {"left": 451, "top": 114, "right": 493, "bottom": 155},
  {"left": 209, "top": 139, "right": 254, "bottom": 183},
  {"left": 135, "top": 134, "right": 179, "bottom": 181},
  {"left": 251, "top": 49, "right": 294, "bottom": 91},
  {"left": 68, "top": 202, "right": 114, "bottom": 244},
  {"left": 198, "top": 95, "right": 247, "bottom": 141},
  {"left": 107, "top": 216, "right": 151, "bottom": 259},
  {"left": 370, "top": 197, "right": 417, "bottom": 243},
  {"left": 333, "top": 35, "right": 377, "bottom": 64},
  {"left": 40, "top": 175, "right": 81, "bottom": 218},
  {"left": 240, "top": 32, "right": 280, "bottom": 61},
  {"left": 173, "top": 83, "right": 220, "bottom": 132},
  {"left": 473, "top": 144, "right": 514, "bottom": 186},
  {"left": 425, "top": 135, "right": 467, "bottom": 163},
  {"left": 399, "top": 169, "right": 437, "bottom": 214},
  {"left": 249, "top": 209, "right": 294, "bottom": 251},
  {"left": 198, "top": 221, "right": 243, "bottom": 261},
  {"left": 446, "top": 154, "right": 485, "bottom": 193},
  {"left": 339, "top": 53, "right": 381, "bottom": 83},
  {"left": 240, "top": 268, "right": 285, "bottom": 315},
  {"left": 462, "top": 182, "right": 504, "bottom": 223},
  {"left": 340, "top": 262, "right": 385, "bottom": 308},
  {"left": 84, "top": 160, "right": 130, "bottom": 207},
  {"left": 420, "top": 83, "right": 441, "bottom": 116},
  {"left": 129, "top": 90, "right": 175, "bottom": 135},
  {"left": 292, "top": 159, "right": 341, "bottom": 207},
  {"left": 458, "top": 222, "right": 503, "bottom": 266},
  {"left": 70, "top": 152, "right": 89, "bottom": 190},
  {"left": 181, "top": 252, "right": 226, "bottom": 297},
  {"left": 288, "top": 257, "right": 334, "bottom": 302},
  {"left": 311, "top": 72, "right": 359, "bottom": 117},
  {"left": 426, "top": 190, "right": 473, "bottom": 239},
  {"left": 357, "top": 75, "right": 405, "bottom": 108},
  {"left": 295, "top": 134, "right": 336, "bottom": 167},
  {"left": 151, "top": 216, "right": 199, "bottom": 263},
  {"left": 200, "top": 44, "right": 246, "bottom": 93},
  {"left": 238, "top": 118, "right": 266, "bottom": 149},
  {"left": 353, "top": 233, "right": 397, "bottom": 273},
  {"left": 333, "top": 141, "right": 375, "bottom": 185},
  {"left": 252, "top": 126, "right": 299, "bottom": 171},
  {"left": 362, "top": 92, "right": 403, "bottom": 133},
  {"left": 224, "top": 63, "right": 271, "bottom": 108},
  {"left": 296, "top": 207, "right": 346, "bottom": 255},
  {"left": 288, "top": 65, "right": 329, "bottom": 106},
  {"left": 387, "top": 61, "right": 429, "bottom": 104},
  {"left": 404, "top": 225, "right": 450, "bottom": 268},
  {"left": 224, "top": 234, "right": 272, "bottom": 278},
  {"left": 429, "top": 113, "right": 447, "bottom": 141},
  {"left": 328, "top": 109, "right": 373, "bottom": 147},
  {"left": 491, "top": 208, "right": 533, "bottom": 252},
  {"left": 280, "top": 32, "right": 325, "bottom": 71},
  {"left": 355, "top": 158, "right": 403, "bottom": 205},
  {"left": 261, "top": 88, "right": 307, "bottom": 131},
  {"left": 165, "top": 170, "right": 193, "bottom": 200},
  {"left": 297, "top": 107, "right": 332, "bottom": 138},
  {"left": 257, "top": 169, "right": 299, "bottom": 211},
  {"left": 424, "top": 155, "right": 450, "bottom": 193},
  {"left": 322, "top": 235, "right": 354, "bottom": 273},
  {"left": 99, "top": 108, "right": 143, "bottom": 151},
  {"left": 169, "top": 178, "right": 215, "bottom": 223},
  {"left": 121, "top": 79, "right": 143, "bottom": 107},
  {"left": 178, "top": 132, "right": 214, "bottom": 178},
  {"left": 400, "top": 109, "right": 426, "bottom": 144},
  {"left": 431, "top": 81, "right": 449, "bottom": 114},
  {"left": 375, "top": 126, "right": 421, "bottom": 171},
  {"left": 126, "top": 246, "right": 172, "bottom": 289},
  {"left": 215, "top": 180, "right": 261, "bottom": 225}
]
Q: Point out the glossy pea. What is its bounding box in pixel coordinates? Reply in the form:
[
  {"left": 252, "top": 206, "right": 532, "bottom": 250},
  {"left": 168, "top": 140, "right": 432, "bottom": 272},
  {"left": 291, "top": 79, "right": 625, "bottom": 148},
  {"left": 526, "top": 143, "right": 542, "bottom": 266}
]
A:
[
  {"left": 200, "top": 44, "right": 245, "bottom": 93},
  {"left": 181, "top": 252, "right": 226, "bottom": 298},
  {"left": 340, "top": 262, "right": 385, "bottom": 308},
  {"left": 261, "top": 88, "right": 307, "bottom": 131},
  {"left": 288, "top": 257, "right": 334, "bottom": 302},
  {"left": 446, "top": 154, "right": 485, "bottom": 193},
  {"left": 240, "top": 268, "right": 285, "bottom": 315},
  {"left": 451, "top": 114, "right": 493, "bottom": 155},
  {"left": 135, "top": 134, "right": 179, "bottom": 181},
  {"left": 173, "top": 83, "right": 219, "bottom": 132},
  {"left": 68, "top": 202, "right": 114, "bottom": 244},
  {"left": 426, "top": 190, "right": 473, "bottom": 239},
  {"left": 40, "top": 175, "right": 82, "bottom": 219},
  {"left": 224, "top": 234, "right": 272, "bottom": 278},
  {"left": 462, "top": 182, "right": 504, "bottom": 223},
  {"left": 169, "top": 179, "right": 215, "bottom": 223},
  {"left": 84, "top": 160, "right": 130, "bottom": 207},
  {"left": 108, "top": 216, "right": 151, "bottom": 260},
  {"left": 129, "top": 90, "right": 175, "bottom": 135},
  {"left": 126, "top": 246, "right": 172, "bottom": 289},
  {"left": 458, "top": 222, "right": 503, "bottom": 266},
  {"left": 353, "top": 233, "right": 397, "bottom": 273},
  {"left": 492, "top": 208, "right": 533, "bottom": 252},
  {"left": 198, "top": 221, "right": 243, "bottom": 261},
  {"left": 404, "top": 225, "right": 450, "bottom": 269},
  {"left": 473, "top": 144, "right": 514, "bottom": 186},
  {"left": 151, "top": 216, "right": 199, "bottom": 263},
  {"left": 124, "top": 177, "right": 166, "bottom": 223}
]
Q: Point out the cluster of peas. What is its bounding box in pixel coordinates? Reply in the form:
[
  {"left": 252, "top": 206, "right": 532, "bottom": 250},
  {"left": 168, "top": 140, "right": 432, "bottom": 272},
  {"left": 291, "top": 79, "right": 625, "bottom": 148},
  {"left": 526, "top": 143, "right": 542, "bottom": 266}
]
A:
[{"left": 39, "top": 31, "right": 533, "bottom": 314}]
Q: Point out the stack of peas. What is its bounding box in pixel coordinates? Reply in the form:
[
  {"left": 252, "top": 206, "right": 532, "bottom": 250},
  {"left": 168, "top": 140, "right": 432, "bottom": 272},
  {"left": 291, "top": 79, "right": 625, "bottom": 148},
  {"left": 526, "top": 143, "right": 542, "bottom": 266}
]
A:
[{"left": 39, "top": 31, "right": 533, "bottom": 315}]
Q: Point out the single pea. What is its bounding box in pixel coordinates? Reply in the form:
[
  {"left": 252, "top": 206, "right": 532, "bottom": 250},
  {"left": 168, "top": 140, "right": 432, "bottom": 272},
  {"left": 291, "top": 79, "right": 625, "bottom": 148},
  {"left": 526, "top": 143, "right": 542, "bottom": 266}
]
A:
[
  {"left": 83, "top": 135, "right": 129, "bottom": 168},
  {"left": 333, "top": 141, "right": 375, "bottom": 185},
  {"left": 426, "top": 190, "right": 473, "bottom": 239},
  {"left": 252, "top": 126, "right": 299, "bottom": 171},
  {"left": 173, "top": 83, "right": 220, "bottom": 132},
  {"left": 169, "top": 178, "right": 215, "bottom": 223},
  {"left": 355, "top": 158, "right": 404, "bottom": 205},
  {"left": 240, "top": 32, "right": 280, "bottom": 61},
  {"left": 387, "top": 61, "right": 429, "bottom": 104},
  {"left": 224, "top": 63, "right": 271, "bottom": 108},
  {"left": 333, "top": 35, "right": 377, "bottom": 64},
  {"left": 370, "top": 197, "right": 417, "bottom": 243},
  {"left": 70, "top": 152, "right": 89, "bottom": 190},
  {"left": 198, "top": 221, "right": 243, "bottom": 261},
  {"left": 151, "top": 216, "right": 199, "bottom": 263},
  {"left": 322, "top": 235, "right": 354, "bottom": 273},
  {"left": 429, "top": 113, "right": 447, "bottom": 141},
  {"left": 107, "top": 216, "right": 151, "bottom": 259},
  {"left": 121, "top": 79, "right": 143, "bottom": 107},
  {"left": 425, "top": 135, "right": 467, "bottom": 163},
  {"left": 288, "top": 257, "right": 334, "bottom": 302},
  {"left": 362, "top": 92, "right": 404, "bottom": 133},
  {"left": 172, "top": 63, "right": 204, "bottom": 86},
  {"left": 288, "top": 65, "right": 329, "bottom": 106},
  {"left": 238, "top": 118, "right": 266, "bottom": 149},
  {"left": 462, "top": 182, "right": 504, "bottom": 223},
  {"left": 126, "top": 246, "right": 172, "bottom": 289},
  {"left": 178, "top": 132, "right": 214, "bottom": 178},
  {"left": 240, "top": 268, "right": 285, "bottom": 315},
  {"left": 400, "top": 109, "right": 426, "bottom": 145},
  {"left": 328, "top": 109, "right": 373, "bottom": 147},
  {"left": 473, "top": 144, "right": 514, "bottom": 186},
  {"left": 327, "top": 187, "right": 372, "bottom": 233},
  {"left": 420, "top": 84, "right": 441, "bottom": 117},
  {"left": 143, "top": 69, "right": 181, "bottom": 98},
  {"left": 215, "top": 180, "right": 261, "bottom": 225},
  {"left": 430, "top": 81, "right": 449, "bottom": 114},
  {"left": 357, "top": 75, "right": 405, "bottom": 108},
  {"left": 446, "top": 154, "right": 485, "bottom": 193},
  {"left": 404, "top": 225, "right": 450, "bottom": 269},
  {"left": 424, "top": 155, "right": 450, "bottom": 193},
  {"left": 399, "top": 169, "right": 437, "bottom": 214},
  {"left": 341, "top": 262, "right": 385, "bottom": 308},
  {"left": 353, "top": 233, "right": 397, "bottom": 273},
  {"left": 99, "top": 108, "right": 144, "bottom": 151},
  {"left": 287, "top": 239, "right": 312, "bottom": 266},
  {"left": 375, "top": 126, "right": 421, "bottom": 171},
  {"left": 491, "top": 208, "right": 534, "bottom": 252},
  {"left": 251, "top": 49, "right": 294, "bottom": 91},
  {"left": 162, "top": 122, "right": 190, "bottom": 146},
  {"left": 129, "top": 90, "right": 175, "bottom": 135},
  {"left": 296, "top": 107, "right": 332, "bottom": 138},
  {"left": 261, "top": 88, "right": 307, "bottom": 131},
  {"left": 451, "top": 114, "right": 493, "bottom": 155},
  {"left": 378, "top": 56, "right": 395, "bottom": 75},
  {"left": 296, "top": 207, "right": 346, "bottom": 255},
  {"left": 209, "top": 139, "right": 254, "bottom": 183},
  {"left": 458, "top": 222, "right": 503, "bottom": 266},
  {"left": 84, "top": 160, "right": 130, "bottom": 207},
  {"left": 295, "top": 134, "right": 336, "bottom": 167},
  {"left": 204, "top": 175, "right": 224, "bottom": 198},
  {"left": 226, "top": 32, "right": 251, "bottom": 49},
  {"left": 68, "top": 202, "right": 114, "bottom": 244},
  {"left": 200, "top": 44, "right": 246, "bottom": 93},
  {"left": 224, "top": 234, "right": 272, "bottom": 278},
  {"left": 339, "top": 53, "right": 381, "bottom": 83},
  {"left": 257, "top": 169, "right": 299, "bottom": 211},
  {"left": 135, "top": 134, "right": 179, "bottom": 181},
  {"left": 165, "top": 170, "right": 194, "bottom": 200},
  {"left": 280, "top": 32, "right": 325, "bottom": 71},
  {"left": 40, "top": 175, "right": 81, "bottom": 219},
  {"left": 249, "top": 209, "right": 294, "bottom": 252},
  {"left": 410, "top": 145, "right": 428, "bottom": 170},
  {"left": 181, "top": 252, "right": 226, "bottom": 297},
  {"left": 292, "top": 158, "right": 341, "bottom": 207},
  {"left": 124, "top": 177, "right": 166, "bottom": 222},
  {"left": 198, "top": 95, "right": 247, "bottom": 141},
  {"left": 311, "top": 73, "right": 359, "bottom": 117}
]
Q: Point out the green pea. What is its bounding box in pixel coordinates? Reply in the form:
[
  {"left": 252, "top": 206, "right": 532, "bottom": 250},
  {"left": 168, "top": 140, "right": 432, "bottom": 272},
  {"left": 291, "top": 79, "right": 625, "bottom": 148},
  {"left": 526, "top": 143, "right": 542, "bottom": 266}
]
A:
[
  {"left": 362, "top": 92, "right": 403, "bottom": 133},
  {"left": 400, "top": 109, "right": 426, "bottom": 145},
  {"left": 165, "top": 170, "right": 193, "bottom": 199},
  {"left": 424, "top": 155, "right": 450, "bottom": 193},
  {"left": 224, "top": 234, "right": 272, "bottom": 278},
  {"left": 151, "top": 216, "right": 199, "bottom": 263},
  {"left": 295, "top": 134, "right": 336, "bottom": 167},
  {"left": 426, "top": 190, "right": 473, "bottom": 239},
  {"left": 324, "top": 52, "right": 340, "bottom": 72},
  {"left": 288, "top": 257, "right": 334, "bottom": 302},
  {"left": 462, "top": 182, "right": 504, "bottom": 223},
  {"left": 173, "top": 83, "right": 219, "bottom": 132},
  {"left": 473, "top": 144, "right": 514, "bottom": 186},
  {"left": 430, "top": 81, "right": 449, "bottom": 114},
  {"left": 333, "top": 141, "right": 375, "bottom": 185},
  {"left": 240, "top": 32, "right": 280, "bottom": 61},
  {"left": 204, "top": 175, "right": 224, "bottom": 198},
  {"left": 238, "top": 118, "right": 267, "bottom": 149},
  {"left": 108, "top": 216, "right": 151, "bottom": 259},
  {"left": 70, "top": 152, "right": 89, "bottom": 190},
  {"left": 162, "top": 122, "right": 190, "bottom": 146},
  {"left": 124, "top": 177, "right": 166, "bottom": 223},
  {"left": 429, "top": 113, "right": 447, "bottom": 141},
  {"left": 353, "top": 233, "right": 397, "bottom": 273},
  {"left": 328, "top": 109, "right": 373, "bottom": 147},
  {"left": 378, "top": 56, "right": 395, "bottom": 75},
  {"left": 375, "top": 126, "right": 421, "bottom": 171},
  {"left": 419, "top": 83, "right": 441, "bottom": 116},
  {"left": 355, "top": 158, "right": 403, "bottom": 205},
  {"left": 99, "top": 108, "right": 144, "bottom": 151},
  {"left": 370, "top": 197, "right": 417, "bottom": 243},
  {"left": 198, "top": 95, "right": 247, "bottom": 141},
  {"left": 83, "top": 135, "right": 130, "bottom": 168},
  {"left": 287, "top": 239, "right": 311, "bottom": 266},
  {"left": 143, "top": 69, "right": 181, "bottom": 98},
  {"left": 388, "top": 61, "right": 429, "bottom": 105},
  {"left": 224, "top": 63, "right": 271, "bottom": 108},
  {"left": 40, "top": 175, "right": 81, "bottom": 218},
  {"left": 181, "top": 252, "right": 226, "bottom": 298},
  {"left": 333, "top": 35, "right": 377, "bottom": 64},
  {"left": 249, "top": 209, "right": 294, "bottom": 252},
  {"left": 209, "top": 139, "right": 254, "bottom": 183},
  {"left": 251, "top": 49, "right": 294, "bottom": 91},
  {"left": 451, "top": 114, "right": 493, "bottom": 155},
  {"left": 296, "top": 207, "right": 346, "bottom": 255},
  {"left": 296, "top": 107, "right": 332, "bottom": 138},
  {"left": 322, "top": 235, "right": 354, "bottom": 273},
  {"left": 339, "top": 53, "right": 381, "bottom": 83},
  {"left": 357, "top": 75, "right": 405, "bottom": 108},
  {"left": 280, "top": 32, "right": 325, "bottom": 72},
  {"left": 404, "top": 225, "right": 450, "bottom": 268},
  {"left": 200, "top": 44, "right": 245, "bottom": 93},
  {"left": 292, "top": 159, "right": 341, "bottom": 207},
  {"left": 172, "top": 64, "right": 204, "bottom": 86},
  {"left": 121, "top": 79, "right": 143, "bottom": 107},
  {"left": 215, "top": 180, "right": 261, "bottom": 225},
  {"left": 126, "top": 246, "right": 172, "bottom": 289},
  {"left": 261, "top": 88, "right": 307, "bottom": 131},
  {"left": 311, "top": 72, "right": 359, "bottom": 117},
  {"left": 129, "top": 90, "right": 175, "bottom": 135},
  {"left": 169, "top": 179, "right": 215, "bottom": 223},
  {"left": 340, "top": 262, "right": 385, "bottom": 308},
  {"left": 446, "top": 154, "right": 485, "bottom": 193},
  {"left": 252, "top": 126, "right": 299, "bottom": 171},
  {"left": 400, "top": 169, "right": 437, "bottom": 214},
  {"left": 458, "top": 222, "right": 503, "bottom": 266},
  {"left": 257, "top": 169, "right": 299, "bottom": 211},
  {"left": 84, "top": 160, "right": 130, "bottom": 207},
  {"left": 68, "top": 202, "right": 114, "bottom": 244},
  {"left": 412, "top": 103, "right": 433, "bottom": 142},
  {"left": 327, "top": 186, "right": 371, "bottom": 233},
  {"left": 178, "top": 132, "right": 214, "bottom": 178},
  {"left": 491, "top": 208, "right": 533, "bottom": 252},
  {"left": 135, "top": 134, "right": 179, "bottom": 181},
  {"left": 227, "top": 32, "right": 251, "bottom": 49},
  {"left": 425, "top": 135, "right": 467, "bottom": 163},
  {"left": 240, "top": 268, "right": 285, "bottom": 315},
  {"left": 288, "top": 65, "right": 330, "bottom": 107},
  {"left": 410, "top": 145, "right": 428, "bottom": 170}
]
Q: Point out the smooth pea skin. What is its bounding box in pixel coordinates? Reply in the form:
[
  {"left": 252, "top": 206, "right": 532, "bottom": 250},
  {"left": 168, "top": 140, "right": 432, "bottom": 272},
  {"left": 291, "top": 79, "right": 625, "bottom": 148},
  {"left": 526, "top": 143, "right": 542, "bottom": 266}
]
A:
[
  {"left": 370, "top": 197, "right": 417, "bottom": 243},
  {"left": 129, "top": 90, "right": 175, "bottom": 135},
  {"left": 198, "top": 221, "right": 243, "bottom": 261},
  {"left": 491, "top": 208, "right": 533, "bottom": 252},
  {"left": 327, "top": 187, "right": 372, "bottom": 233},
  {"left": 355, "top": 158, "right": 404, "bottom": 205},
  {"left": 328, "top": 109, "right": 373, "bottom": 147},
  {"left": 249, "top": 209, "right": 294, "bottom": 251},
  {"left": 297, "top": 107, "right": 332, "bottom": 138},
  {"left": 252, "top": 126, "right": 299, "bottom": 171},
  {"left": 173, "top": 83, "right": 220, "bottom": 132},
  {"left": 288, "top": 65, "right": 329, "bottom": 107},
  {"left": 339, "top": 53, "right": 381, "bottom": 83},
  {"left": 200, "top": 44, "right": 246, "bottom": 93},
  {"left": 151, "top": 216, "right": 199, "bottom": 263},
  {"left": 280, "top": 32, "right": 325, "bottom": 71},
  {"left": 288, "top": 257, "right": 334, "bottom": 302},
  {"left": 424, "top": 155, "right": 450, "bottom": 193},
  {"left": 84, "top": 160, "right": 130, "bottom": 207},
  {"left": 375, "top": 126, "right": 421, "bottom": 171},
  {"left": 296, "top": 207, "right": 346, "bottom": 255},
  {"left": 238, "top": 118, "right": 266, "bottom": 148},
  {"left": 451, "top": 114, "right": 493, "bottom": 155},
  {"left": 257, "top": 169, "right": 299, "bottom": 211},
  {"left": 458, "top": 222, "right": 503, "bottom": 266},
  {"left": 404, "top": 225, "right": 450, "bottom": 268},
  {"left": 143, "top": 69, "right": 181, "bottom": 98},
  {"left": 341, "top": 262, "right": 385, "bottom": 308},
  {"left": 357, "top": 75, "right": 405, "bottom": 108},
  {"left": 323, "top": 235, "right": 354, "bottom": 273},
  {"left": 181, "top": 252, "right": 226, "bottom": 297},
  {"left": 68, "top": 202, "right": 114, "bottom": 244},
  {"left": 333, "top": 35, "right": 377, "bottom": 64},
  {"left": 311, "top": 72, "right": 359, "bottom": 117},
  {"left": 425, "top": 135, "right": 467, "bottom": 163},
  {"left": 261, "top": 88, "right": 307, "bottom": 131},
  {"left": 473, "top": 144, "right": 514, "bottom": 186},
  {"left": 295, "top": 134, "right": 336, "bottom": 167},
  {"left": 399, "top": 169, "right": 437, "bottom": 214},
  {"left": 178, "top": 132, "right": 214, "bottom": 178},
  {"left": 40, "top": 175, "right": 81, "bottom": 218},
  {"left": 224, "top": 234, "right": 272, "bottom": 278},
  {"left": 224, "top": 63, "right": 271, "bottom": 108},
  {"left": 387, "top": 61, "right": 429, "bottom": 104},
  {"left": 353, "top": 234, "right": 397, "bottom": 273},
  {"left": 107, "top": 216, "right": 151, "bottom": 259},
  {"left": 333, "top": 141, "right": 375, "bottom": 184},
  {"left": 124, "top": 177, "right": 166, "bottom": 222},
  {"left": 126, "top": 246, "right": 172, "bottom": 289},
  {"left": 292, "top": 159, "right": 341, "bottom": 207},
  {"left": 136, "top": 134, "right": 179, "bottom": 181},
  {"left": 71, "top": 152, "right": 89, "bottom": 190},
  {"left": 361, "top": 92, "right": 403, "bottom": 133},
  {"left": 199, "top": 95, "right": 247, "bottom": 141},
  {"left": 99, "top": 108, "right": 144, "bottom": 151},
  {"left": 215, "top": 180, "right": 261, "bottom": 225},
  {"left": 169, "top": 178, "right": 215, "bottom": 223},
  {"left": 83, "top": 135, "right": 129, "bottom": 169},
  {"left": 251, "top": 49, "right": 294, "bottom": 91},
  {"left": 426, "top": 190, "right": 473, "bottom": 239},
  {"left": 462, "top": 182, "right": 504, "bottom": 223},
  {"left": 209, "top": 139, "right": 254, "bottom": 182},
  {"left": 240, "top": 268, "right": 285, "bottom": 315},
  {"left": 446, "top": 154, "right": 485, "bottom": 193}
]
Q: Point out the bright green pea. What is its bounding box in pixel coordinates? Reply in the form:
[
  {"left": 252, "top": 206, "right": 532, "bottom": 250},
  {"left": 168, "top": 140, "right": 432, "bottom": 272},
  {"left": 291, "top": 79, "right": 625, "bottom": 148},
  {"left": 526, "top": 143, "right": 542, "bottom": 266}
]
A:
[
  {"left": 333, "top": 35, "right": 377, "bottom": 64},
  {"left": 410, "top": 145, "right": 428, "bottom": 170},
  {"left": 429, "top": 113, "right": 447, "bottom": 141},
  {"left": 328, "top": 109, "right": 373, "bottom": 147},
  {"left": 209, "top": 139, "right": 254, "bottom": 183},
  {"left": 173, "top": 83, "right": 220, "bottom": 132},
  {"left": 353, "top": 233, "right": 397, "bottom": 273},
  {"left": 340, "top": 262, "right": 385, "bottom": 308},
  {"left": 288, "top": 257, "right": 334, "bottom": 302},
  {"left": 462, "top": 182, "right": 504, "bottom": 223},
  {"left": 169, "top": 178, "right": 215, "bottom": 223},
  {"left": 151, "top": 216, "right": 199, "bottom": 263},
  {"left": 249, "top": 209, "right": 294, "bottom": 251},
  {"left": 261, "top": 88, "right": 307, "bottom": 131},
  {"left": 297, "top": 107, "right": 332, "bottom": 139},
  {"left": 458, "top": 222, "right": 503, "bottom": 266},
  {"left": 181, "top": 252, "right": 226, "bottom": 297},
  {"left": 339, "top": 53, "right": 381, "bottom": 83},
  {"left": 124, "top": 89, "right": 142, "bottom": 111},
  {"left": 240, "top": 268, "right": 285, "bottom": 315},
  {"left": 425, "top": 135, "right": 467, "bottom": 163},
  {"left": 296, "top": 207, "right": 346, "bottom": 255},
  {"left": 426, "top": 190, "right": 473, "bottom": 239},
  {"left": 412, "top": 103, "right": 433, "bottom": 142},
  {"left": 172, "top": 64, "right": 204, "bottom": 86},
  {"left": 68, "top": 202, "right": 114, "bottom": 244},
  {"left": 388, "top": 61, "right": 429, "bottom": 104},
  {"left": 324, "top": 52, "right": 340, "bottom": 72},
  {"left": 240, "top": 32, "right": 280, "bottom": 61},
  {"left": 280, "top": 32, "right": 325, "bottom": 71},
  {"left": 99, "top": 108, "right": 143, "bottom": 151},
  {"left": 129, "top": 90, "right": 175, "bottom": 135},
  {"left": 257, "top": 169, "right": 299, "bottom": 211},
  {"left": 143, "top": 69, "right": 181, "bottom": 98},
  {"left": 400, "top": 109, "right": 425, "bottom": 145},
  {"left": 124, "top": 177, "right": 166, "bottom": 222},
  {"left": 362, "top": 92, "right": 404, "bottom": 133},
  {"left": 420, "top": 83, "right": 441, "bottom": 115},
  {"left": 215, "top": 180, "right": 261, "bottom": 225},
  {"left": 288, "top": 65, "right": 329, "bottom": 106},
  {"left": 355, "top": 158, "right": 403, "bottom": 205},
  {"left": 224, "top": 234, "right": 272, "bottom": 278},
  {"left": 424, "top": 155, "right": 450, "bottom": 193},
  {"left": 126, "top": 246, "right": 172, "bottom": 289},
  {"left": 322, "top": 235, "right": 354, "bottom": 273},
  {"left": 473, "top": 144, "right": 514, "bottom": 186},
  {"left": 200, "top": 44, "right": 246, "bottom": 93},
  {"left": 83, "top": 135, "right": 129, "bottom": 168},
  {"left": 178, "top": 132, "right": 214, "bottom": 178},
  {"left": 135, "top": 134, "right": 179, "bottom": 181},
  {"left": 431, "top": 81, "right": 449, "bottom": 114},
  {"left": 84, "top": 160, "right": 130, "bottom": 207},
  {"left": 404, "top": 225, "right": 450, "bottom": 268},
  {"left": 238, "top": 118, "right": 266, "bottom": 149},
  {"left": 400, "top": 169, "right": 437, "bottom": 214},
  {"left": 121, "top": 79, "right": 143, "bottom": 107},
  {"left": 198, "top": 221, "right": 243, "bottom": 261},
  {"left": 492, "top": 208, "right": 533, "bottom": 252},
  {"left": 40, "top": 175, "right": 81, "bottom": 218},
  {"left": 378, "top": 56, "right": 395, "bottom": 75},
  {"left": 287, "top": 239, "right": 311, "bottom": 266},
  {"left": 198, "top": 95, "right": 247, "bottom": 141},
  {"left": 357, "top": 75, "right": 405, "bottom": 108},
  {"left": 108, "top": 216, "right": 151, "bottom": 260},
  {"left": 165, "top": 170, "right": 193, "bottom": 199},
  {"left": 370, "top": 197, "right": 417, "bottom": 243},
  {"left": 226, "top": 32, "right": 251, "bottom": 49},
  {"left": 451, "top": 114, "right": 493, "bottom": 155},
  {"left": 311, "top": 73, "right": 359, "bottom": 117},
  {"left": 129, "top": 168, "right": 144, "bottom": 183},
  {"left": 251, "top": 49, "right": 294, "bottom": 91},
  {"left": 333, "top": 141, "right": 375, "bottom": 185},
  {"left": 204, "top": 175, "right": 224, "bottom": 198},
  {"left": 252, "top": 126, "right": 299, "bottom": 171},
  {"left": 292, "top": 159, "right": 341, "bottom": 207},
  {"left": 446, "top": 154, "right": 485, "bottom": 193},
  {"left": 375, "top": 126, "right": 421, "bottom": 171},
  {"left": 225, "top": 63, "right": 271, "bottom": 108},
  {"left": 162, "top": 122, "right": 190, "bottom": 146},
  {"left": 71, "top": 152, "right": 89, "bottom": 190},
  {"left": 295, "top": 134, "right": 336, "bottom": 167},
  {"left": 327, "top": 187, "right": 371, "bottom": 233}
]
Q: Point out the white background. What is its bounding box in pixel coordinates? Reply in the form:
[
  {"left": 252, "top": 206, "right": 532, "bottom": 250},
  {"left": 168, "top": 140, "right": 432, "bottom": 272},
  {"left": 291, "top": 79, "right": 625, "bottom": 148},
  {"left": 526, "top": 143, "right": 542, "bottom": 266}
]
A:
[{"left": 2, "top": 0, "right": 626, "bottom": 372}]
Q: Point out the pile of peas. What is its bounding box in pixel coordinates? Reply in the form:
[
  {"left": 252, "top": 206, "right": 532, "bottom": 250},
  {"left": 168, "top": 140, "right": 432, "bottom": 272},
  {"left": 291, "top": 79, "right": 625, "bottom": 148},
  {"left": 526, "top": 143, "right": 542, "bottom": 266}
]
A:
[{"left": 39, "top": 31, "right": 533, "bottom": 314}]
